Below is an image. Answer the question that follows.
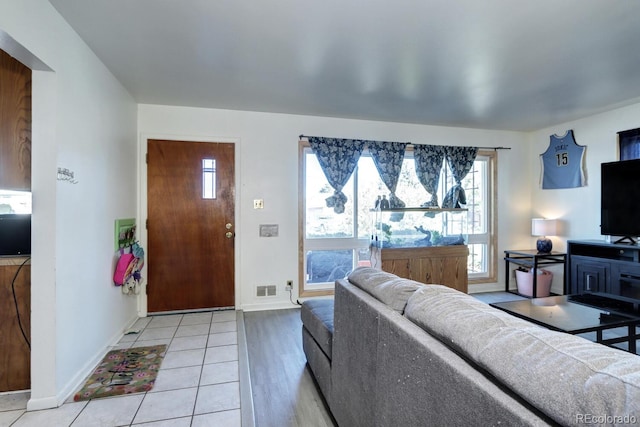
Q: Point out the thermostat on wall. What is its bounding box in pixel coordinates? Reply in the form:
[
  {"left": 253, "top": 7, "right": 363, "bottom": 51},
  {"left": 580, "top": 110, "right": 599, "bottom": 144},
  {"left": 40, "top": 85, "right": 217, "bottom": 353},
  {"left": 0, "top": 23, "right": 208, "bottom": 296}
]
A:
[{"left": 259, "top": 224, "right": 278, "bottom": 237}]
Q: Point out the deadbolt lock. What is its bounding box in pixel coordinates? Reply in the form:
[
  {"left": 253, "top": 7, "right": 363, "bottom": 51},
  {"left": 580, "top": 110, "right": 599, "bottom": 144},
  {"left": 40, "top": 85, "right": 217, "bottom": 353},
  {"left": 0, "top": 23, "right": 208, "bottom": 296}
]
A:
[{"left": 226, "top": 223, "right": 233, "bottom": 230}]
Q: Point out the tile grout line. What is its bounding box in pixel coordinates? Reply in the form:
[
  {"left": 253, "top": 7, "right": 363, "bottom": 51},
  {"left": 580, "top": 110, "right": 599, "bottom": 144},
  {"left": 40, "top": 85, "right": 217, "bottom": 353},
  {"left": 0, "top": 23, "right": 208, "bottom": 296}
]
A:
[
  {"left": 189, "top": 312, "right": 213, "bottom": 422},
  {"left": 128, "top": 313, "right": 179, "bottom": 426}
]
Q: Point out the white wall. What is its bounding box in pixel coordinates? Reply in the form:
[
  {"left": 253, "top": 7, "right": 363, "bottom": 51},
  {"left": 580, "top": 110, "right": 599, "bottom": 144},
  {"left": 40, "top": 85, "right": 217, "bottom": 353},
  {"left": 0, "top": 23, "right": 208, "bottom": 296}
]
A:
[
  {"left": 528, "top": 101, "right": 640, "bottom": 293},
  {"left": 138, "top": 105, "right": 531, "bottom": 308},
  {"left": 529, "top": 101, "right": 640, "bottom": 246},
  {"left": 0, "top": 0, "right": 138, "bottom": 408}
]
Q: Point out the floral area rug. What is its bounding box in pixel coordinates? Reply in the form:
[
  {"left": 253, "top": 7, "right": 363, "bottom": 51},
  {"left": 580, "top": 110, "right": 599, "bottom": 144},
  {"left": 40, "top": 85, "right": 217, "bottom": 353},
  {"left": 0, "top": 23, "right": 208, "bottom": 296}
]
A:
[{"left": 73, "top": 345, "right": 167, "bottom": 401}]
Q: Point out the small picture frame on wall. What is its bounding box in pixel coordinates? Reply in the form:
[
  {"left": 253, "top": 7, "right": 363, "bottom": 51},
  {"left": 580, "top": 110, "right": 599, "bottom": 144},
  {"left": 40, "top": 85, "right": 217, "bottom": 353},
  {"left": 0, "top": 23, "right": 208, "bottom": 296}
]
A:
[{"left": 617, "top": 127, "right": 640, "bottom": 160}]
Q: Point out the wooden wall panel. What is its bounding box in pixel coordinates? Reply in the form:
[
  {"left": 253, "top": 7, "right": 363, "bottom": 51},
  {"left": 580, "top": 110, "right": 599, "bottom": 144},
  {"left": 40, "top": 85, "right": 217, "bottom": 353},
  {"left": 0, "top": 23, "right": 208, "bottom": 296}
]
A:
[
  {"left": 0, "top": 260, "right": 31, "bottom": 391},
  {"left": 0, "top": 48, "right": 32, "bottom": 392},
  {"left": 0, "top": 49, "right": 31, "bottom": 191}
]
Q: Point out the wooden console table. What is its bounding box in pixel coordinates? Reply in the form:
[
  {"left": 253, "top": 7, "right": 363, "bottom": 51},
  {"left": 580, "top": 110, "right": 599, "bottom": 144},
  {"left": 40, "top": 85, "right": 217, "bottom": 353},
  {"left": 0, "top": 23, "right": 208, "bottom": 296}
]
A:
[{"left": 379, "top": 245, "right": 469, "bottom": 293}]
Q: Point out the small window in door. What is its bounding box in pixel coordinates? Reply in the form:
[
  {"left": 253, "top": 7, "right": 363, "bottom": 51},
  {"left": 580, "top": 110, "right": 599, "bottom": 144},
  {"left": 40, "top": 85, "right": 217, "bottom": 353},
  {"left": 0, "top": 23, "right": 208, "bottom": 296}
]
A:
[{"left": 202, "top": 158, "right": 217, "bottom": 199}]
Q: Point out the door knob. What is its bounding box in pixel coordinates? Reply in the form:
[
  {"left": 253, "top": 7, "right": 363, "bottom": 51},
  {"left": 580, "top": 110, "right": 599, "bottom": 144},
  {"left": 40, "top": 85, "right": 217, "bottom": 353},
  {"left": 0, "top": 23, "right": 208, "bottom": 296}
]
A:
[{"left": 226, "top": 231, "right": 234, "bottom": 239}]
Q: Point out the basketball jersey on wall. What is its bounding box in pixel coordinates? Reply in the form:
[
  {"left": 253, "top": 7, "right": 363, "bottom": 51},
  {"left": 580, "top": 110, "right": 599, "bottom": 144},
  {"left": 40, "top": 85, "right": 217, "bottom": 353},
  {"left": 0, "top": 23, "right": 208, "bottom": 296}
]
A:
[{"left": 540, "top": 130, "right": 586, "bottom": 189}]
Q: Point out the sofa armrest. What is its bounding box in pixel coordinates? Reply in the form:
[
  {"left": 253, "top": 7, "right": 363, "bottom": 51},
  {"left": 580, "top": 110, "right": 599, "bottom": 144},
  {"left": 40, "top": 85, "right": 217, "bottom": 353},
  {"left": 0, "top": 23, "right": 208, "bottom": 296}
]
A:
[{"left": 331, "top": 279, "right": 395, "bottom": 427}]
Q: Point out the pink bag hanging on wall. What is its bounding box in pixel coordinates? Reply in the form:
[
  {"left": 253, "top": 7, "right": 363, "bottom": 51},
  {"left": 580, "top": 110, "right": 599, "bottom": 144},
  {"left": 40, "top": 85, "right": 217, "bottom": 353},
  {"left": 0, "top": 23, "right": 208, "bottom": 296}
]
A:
[{"left": 113, "top": 252, "right": 137, "bottom": 286}]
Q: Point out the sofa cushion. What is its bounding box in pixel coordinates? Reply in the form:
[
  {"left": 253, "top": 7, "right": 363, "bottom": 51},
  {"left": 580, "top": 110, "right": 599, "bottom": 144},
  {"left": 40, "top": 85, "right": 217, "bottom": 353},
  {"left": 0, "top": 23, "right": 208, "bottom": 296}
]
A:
[
  {"left": 405, "top": 286, "right": 640, "bottom": 425},
  {"left": 347, "top": 266, "right": 423, "bottom": 313},
  {"left": 302, "top": 327, "right": 332, "bottom": 402},
  {"left": 301, "top": 298, "right": 334, "bottom": 359},
  {"left": 348, "top": 267, "right": 400, "bottom": 290},
  {"left": 405, "top": 285, "right": 533, "bottom": 355},
  {"left": 478, "top": 325, "right": 640, "bottom": 425}
]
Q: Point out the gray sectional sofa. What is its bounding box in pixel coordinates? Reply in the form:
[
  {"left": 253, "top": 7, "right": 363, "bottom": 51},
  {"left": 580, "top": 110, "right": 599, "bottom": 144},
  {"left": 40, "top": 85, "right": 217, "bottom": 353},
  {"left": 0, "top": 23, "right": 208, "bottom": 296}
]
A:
[{"left": 301, "top": 267, "right": 640, "bottom": 426}]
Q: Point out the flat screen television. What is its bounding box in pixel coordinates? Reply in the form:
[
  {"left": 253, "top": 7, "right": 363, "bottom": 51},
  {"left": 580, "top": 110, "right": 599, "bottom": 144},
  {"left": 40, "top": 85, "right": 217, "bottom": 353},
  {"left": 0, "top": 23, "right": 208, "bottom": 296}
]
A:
[
  {"left": 601, "top": 159, "right": 640, "bottom": 244},
  {"left": 0, "top": 214, "right": 31, "bottom": 256}
]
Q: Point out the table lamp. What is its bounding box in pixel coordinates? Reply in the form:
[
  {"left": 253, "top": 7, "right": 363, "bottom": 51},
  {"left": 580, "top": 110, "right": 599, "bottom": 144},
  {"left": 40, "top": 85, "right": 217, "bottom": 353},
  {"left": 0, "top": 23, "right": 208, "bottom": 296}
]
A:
[{"left": 532, "top": 218, "right": 557, "bottom": 253}]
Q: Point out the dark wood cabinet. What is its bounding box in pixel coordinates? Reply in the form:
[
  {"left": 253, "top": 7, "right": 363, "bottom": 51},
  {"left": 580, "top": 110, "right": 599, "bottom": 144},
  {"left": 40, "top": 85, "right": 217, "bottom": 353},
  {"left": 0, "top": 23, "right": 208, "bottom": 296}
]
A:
[
  {"left": 0, "top": 49, "right": 32, "bottom": 191},
  {"left": 1, "top": 48, "right": 32, "bottom": 392},
  {"left": 614, "top": 264, "right": 640, "bottom": 300},
  {"left": 0, "top": 259, "right": 30, "bottom": 392},
  {"left": 568, "top": 240, "right": 640, "bottom": 302},
  {"left": 571, "top": 256, "right": 611, "bottom": 294}
]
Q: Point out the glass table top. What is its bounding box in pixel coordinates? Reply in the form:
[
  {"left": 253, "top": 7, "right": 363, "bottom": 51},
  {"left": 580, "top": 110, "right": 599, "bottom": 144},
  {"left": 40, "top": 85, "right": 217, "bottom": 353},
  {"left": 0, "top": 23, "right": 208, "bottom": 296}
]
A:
[{"left": 490, "top": 295, "right": 640, "bottom": 333}]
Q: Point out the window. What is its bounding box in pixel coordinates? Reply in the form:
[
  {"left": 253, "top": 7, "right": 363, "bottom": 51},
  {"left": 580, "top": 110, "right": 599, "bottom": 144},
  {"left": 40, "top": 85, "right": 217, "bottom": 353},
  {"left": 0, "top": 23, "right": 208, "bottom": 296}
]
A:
[
  {"left": 299, "top": 142, "right": 495, "bottom": 295},
  {"left": 0, "top": 189, "right": 32, "bottom": 214},
  {"left": 618, "top": 128, "right": 640, "bottom": 160},
  {"left": 444, "top": 153, "right": 496, "bottom": 282},
  {"left": 202, "top": 158, "right": 216, "bottom": 199}
]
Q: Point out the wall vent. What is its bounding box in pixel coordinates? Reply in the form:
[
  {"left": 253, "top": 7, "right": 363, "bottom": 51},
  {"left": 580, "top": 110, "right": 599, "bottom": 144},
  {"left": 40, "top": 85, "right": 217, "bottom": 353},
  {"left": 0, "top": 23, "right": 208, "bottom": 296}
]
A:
[{"left": 256, "top": 285, "right": 276, "bottom": 297}]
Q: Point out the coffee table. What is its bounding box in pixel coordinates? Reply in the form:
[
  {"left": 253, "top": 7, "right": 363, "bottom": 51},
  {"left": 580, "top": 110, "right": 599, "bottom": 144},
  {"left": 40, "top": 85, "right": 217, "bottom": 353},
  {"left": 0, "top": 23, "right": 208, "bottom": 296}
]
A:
[{"left": 490, "top": 295, "right": 640, "bottom": 353}]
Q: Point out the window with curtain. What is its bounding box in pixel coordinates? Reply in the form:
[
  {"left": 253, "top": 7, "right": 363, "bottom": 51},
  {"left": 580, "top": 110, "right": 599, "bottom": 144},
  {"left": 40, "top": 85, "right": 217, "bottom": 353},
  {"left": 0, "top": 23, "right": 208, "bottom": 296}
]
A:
[
  {"left": 618, "top": 128, "right": 640, "bottom": 160},
  {"left": 299, "top": 141, "right": 496, "bottom": 295}
]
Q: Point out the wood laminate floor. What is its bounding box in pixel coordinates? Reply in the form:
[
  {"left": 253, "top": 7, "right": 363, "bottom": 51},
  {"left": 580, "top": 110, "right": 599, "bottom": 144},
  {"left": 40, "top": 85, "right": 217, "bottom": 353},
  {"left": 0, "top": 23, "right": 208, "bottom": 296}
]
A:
[{"left": 243, "top": 308, "right": 336, "bottom": 427}]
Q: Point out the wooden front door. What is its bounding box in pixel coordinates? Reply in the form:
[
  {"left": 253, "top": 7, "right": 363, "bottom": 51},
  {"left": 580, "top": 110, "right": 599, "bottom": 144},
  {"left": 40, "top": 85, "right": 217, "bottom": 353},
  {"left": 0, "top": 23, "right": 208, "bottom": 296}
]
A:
[{"left": 147, "top": 139, "right": 235, "bottom": 312}]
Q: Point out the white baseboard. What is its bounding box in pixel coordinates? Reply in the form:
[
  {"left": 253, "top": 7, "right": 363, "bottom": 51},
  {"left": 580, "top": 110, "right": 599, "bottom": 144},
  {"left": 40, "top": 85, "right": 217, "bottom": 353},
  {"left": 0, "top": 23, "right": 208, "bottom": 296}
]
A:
[
  {"left": 26, "top": 395, "right": 58, "bottom": 411},
  {"left": 27, "top": 313, "right": 142, "bottom": 410},
  {"left": 468, "top": 282, "right": 504, "bottom": 293}
]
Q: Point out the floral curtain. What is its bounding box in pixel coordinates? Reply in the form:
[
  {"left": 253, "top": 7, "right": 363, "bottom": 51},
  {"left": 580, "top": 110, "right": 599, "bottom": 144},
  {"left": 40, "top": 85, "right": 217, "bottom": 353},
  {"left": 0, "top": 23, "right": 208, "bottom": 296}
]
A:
[
  {"left": 442, "top": 146, "right": 479, "bottom": 208},
  {"left": 414, "top": 144, "right": 445, "bottom": 207},
  {"left": 368, "top": 141, "right": 407, "bottom": 220},
  {"left": 308, "top": 137, "right": 366, "bottom": 214}
]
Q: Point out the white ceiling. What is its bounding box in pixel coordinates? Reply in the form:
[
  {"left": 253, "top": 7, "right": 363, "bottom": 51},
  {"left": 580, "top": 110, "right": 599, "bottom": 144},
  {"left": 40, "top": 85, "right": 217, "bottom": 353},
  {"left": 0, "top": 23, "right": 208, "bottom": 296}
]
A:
[{"left": 49, "top": 0, "right": 640, "bottom": 131}]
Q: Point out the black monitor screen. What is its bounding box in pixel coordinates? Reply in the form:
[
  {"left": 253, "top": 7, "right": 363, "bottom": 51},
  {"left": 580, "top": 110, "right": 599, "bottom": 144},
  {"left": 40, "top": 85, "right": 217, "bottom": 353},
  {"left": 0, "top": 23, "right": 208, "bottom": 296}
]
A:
[
  {"left": 601, "top": 159, "right": 640, "bottom": 238},
  {"left": 0, "top": 214, "right": 31, "bottom": 256}
]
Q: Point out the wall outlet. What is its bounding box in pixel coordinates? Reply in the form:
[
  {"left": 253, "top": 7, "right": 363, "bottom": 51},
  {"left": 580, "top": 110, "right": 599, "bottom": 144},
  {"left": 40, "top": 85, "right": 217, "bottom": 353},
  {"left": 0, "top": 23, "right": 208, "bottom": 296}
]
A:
[{"left": 285, "top": 280, "right": 293, "bottom": 291}]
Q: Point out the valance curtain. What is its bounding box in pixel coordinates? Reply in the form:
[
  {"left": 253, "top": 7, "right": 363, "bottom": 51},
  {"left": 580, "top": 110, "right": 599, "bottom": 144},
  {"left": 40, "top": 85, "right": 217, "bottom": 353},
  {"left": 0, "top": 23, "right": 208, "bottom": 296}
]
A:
[
  {"left": 442, "top": 146, "right": 479, "bottom": 208},
  {"left": 368, "top": 141, "right": 407, "bottom": 220},
  {"left": 308, "top": 137, "right": 365, "bottom": 214},
  {"left": 413, "top": 144, "right": 445, "bottom": 207},
  {"left": 308, "top": 136, "right": 479, "bottom": 213}
]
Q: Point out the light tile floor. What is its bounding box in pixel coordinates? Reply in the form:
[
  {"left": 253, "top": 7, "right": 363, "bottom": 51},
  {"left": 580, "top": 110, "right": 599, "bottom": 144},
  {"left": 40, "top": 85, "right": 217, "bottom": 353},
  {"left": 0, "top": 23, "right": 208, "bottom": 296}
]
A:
[{"left": 0, "top": 310, "right": 244, "bottom": 427}]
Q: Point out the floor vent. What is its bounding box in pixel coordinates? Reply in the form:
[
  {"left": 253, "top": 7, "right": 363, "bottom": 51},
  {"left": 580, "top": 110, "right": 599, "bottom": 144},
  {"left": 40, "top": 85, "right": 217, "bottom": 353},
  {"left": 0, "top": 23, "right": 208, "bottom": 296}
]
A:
[{"left": 257, "top": 285, "right": 276, "bottom": 297}]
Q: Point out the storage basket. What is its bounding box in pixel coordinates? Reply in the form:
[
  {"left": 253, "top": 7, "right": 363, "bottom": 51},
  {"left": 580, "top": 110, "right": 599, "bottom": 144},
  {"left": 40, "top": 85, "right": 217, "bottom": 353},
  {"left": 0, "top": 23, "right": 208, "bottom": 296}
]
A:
[{"left": 515, "top": 268, "right": 553, "bottom": 297}]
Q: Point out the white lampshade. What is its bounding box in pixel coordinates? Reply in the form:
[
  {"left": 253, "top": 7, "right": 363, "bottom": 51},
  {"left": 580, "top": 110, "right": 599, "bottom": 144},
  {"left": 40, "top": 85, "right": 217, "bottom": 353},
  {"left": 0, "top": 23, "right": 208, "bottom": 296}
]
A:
[{"left": 531, "top": 218, "right": 558, "bottom": 237}]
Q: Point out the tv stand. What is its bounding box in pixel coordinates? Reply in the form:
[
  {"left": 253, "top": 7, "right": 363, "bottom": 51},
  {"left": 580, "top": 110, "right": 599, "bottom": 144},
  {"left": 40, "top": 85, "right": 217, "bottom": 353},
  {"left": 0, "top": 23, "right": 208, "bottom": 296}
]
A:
[
  {"left": 613, "top": 236, "right": 637, "bottom": 245},
  {"left": 567, "top": 240, "right": 640, "bottom": 302}
]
